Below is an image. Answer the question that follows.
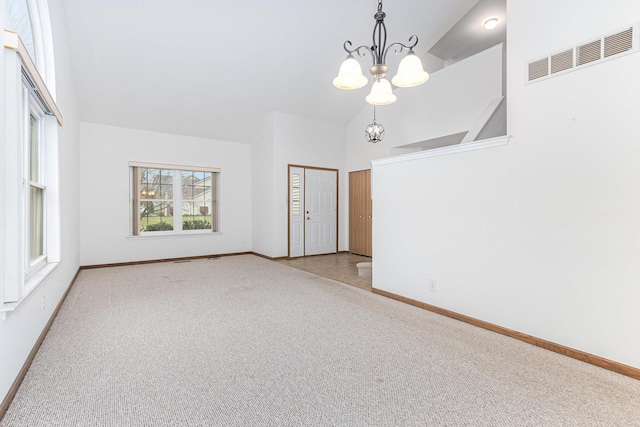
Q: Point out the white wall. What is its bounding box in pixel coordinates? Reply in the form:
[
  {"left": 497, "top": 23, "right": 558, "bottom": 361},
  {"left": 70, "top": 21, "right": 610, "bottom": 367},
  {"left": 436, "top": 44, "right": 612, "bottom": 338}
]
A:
[
  {"left": 371, "top": 0, "right": 640, "bottom": 368},
  {"left": 271, "top": 112, "right": 346, "bottom": 257},
  {"left": 0, "top": 0, "right": 82, "bottom": 405},
  {"left": 79, "top": 123, "right": 252, "bottom": 265},
  {"left": 346, "top": 44, "right": 504, "bottom": 172},
  {"left": 251, "top": 113, "right": 275, "bottom": 257}
]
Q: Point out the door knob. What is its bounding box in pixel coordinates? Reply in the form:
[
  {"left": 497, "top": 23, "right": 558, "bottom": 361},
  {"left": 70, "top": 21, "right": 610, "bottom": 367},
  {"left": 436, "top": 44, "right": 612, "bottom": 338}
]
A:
[{"left": 306, "top": 216, "right": 310, "bottom": 220}]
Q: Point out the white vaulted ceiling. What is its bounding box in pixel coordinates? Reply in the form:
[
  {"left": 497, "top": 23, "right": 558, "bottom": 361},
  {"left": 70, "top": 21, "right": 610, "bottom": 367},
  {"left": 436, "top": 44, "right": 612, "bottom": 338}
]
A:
[{"left": 61, "top": 0, "right": 480, "bottom": 144}]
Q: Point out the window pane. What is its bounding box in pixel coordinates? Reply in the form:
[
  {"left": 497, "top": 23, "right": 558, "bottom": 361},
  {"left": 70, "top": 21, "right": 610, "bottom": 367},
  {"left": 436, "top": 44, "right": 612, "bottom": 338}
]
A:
[
  {"left": 160, "top": 170, "right": 173, "bottom": 199},
  {"left": 29, "top": 114, "right": 39, "bottom": 182},
  {"left": 182, "top": 202, "right": 211, "bottom": 230},
  {"left": 182, "top": 171, "right": 211, "bottom": 202},
  {"left": 29, "top": 186, "right": 44, "bottom": 260},
  {"left": 139, "top": 168, "right": 173, "bottom": 199},
  {"left": 139, "top": 201, "right": 174, "bottom": 232},
  {"left": 6, "top": 0, "right": 37, "bottom": 62},
  {"left": 181, "top": 170, "right": 212, "bottom": 230},
  {"left": 292, "top": 173, "right": 301, "bottom": 214}
]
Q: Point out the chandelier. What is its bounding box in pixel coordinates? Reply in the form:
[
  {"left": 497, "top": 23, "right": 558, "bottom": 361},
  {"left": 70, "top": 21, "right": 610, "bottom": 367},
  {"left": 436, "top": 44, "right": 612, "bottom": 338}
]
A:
[{"left": 333, "top": 0, "right": 429, "bottom": 105}]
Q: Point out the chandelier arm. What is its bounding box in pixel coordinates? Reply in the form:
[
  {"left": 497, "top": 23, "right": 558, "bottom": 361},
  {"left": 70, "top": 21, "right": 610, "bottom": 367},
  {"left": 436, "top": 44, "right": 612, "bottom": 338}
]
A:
[
  {"left": 382, "top": 35, "right": 419, "bottom": 64},
  {"left": 343, "top": 41, "right": 376, "bottom": 64},
  {"left": 372, "top": 20, "right": 387, "bottom": 65}
]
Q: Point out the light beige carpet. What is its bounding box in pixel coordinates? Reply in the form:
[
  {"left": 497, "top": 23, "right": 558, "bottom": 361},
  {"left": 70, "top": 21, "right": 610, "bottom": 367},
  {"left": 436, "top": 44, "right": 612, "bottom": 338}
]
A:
[{"left": 2, "top": 255, "right": 639, "bottom": 426}]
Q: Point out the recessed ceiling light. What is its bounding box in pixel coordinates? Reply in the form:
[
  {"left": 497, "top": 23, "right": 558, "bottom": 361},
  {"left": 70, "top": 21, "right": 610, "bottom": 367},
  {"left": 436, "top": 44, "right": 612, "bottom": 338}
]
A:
[{"left": 483, "top": 18, "right": 499, "bottom": 30}]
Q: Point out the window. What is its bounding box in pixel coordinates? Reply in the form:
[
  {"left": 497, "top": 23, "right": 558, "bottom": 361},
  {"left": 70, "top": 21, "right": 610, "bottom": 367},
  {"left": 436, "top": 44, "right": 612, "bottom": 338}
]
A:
[
  {"left": 3, "top": 0, "right": 60, "bottom": 308},
  {"left": 291, "top": 173, "right": 301, "bottom": 215},
  {"left": 27, "top": 105, "right": 47, "bottom": 277},
  {"left": 131, "top": 164, "right": 220, "bottom": 235}
]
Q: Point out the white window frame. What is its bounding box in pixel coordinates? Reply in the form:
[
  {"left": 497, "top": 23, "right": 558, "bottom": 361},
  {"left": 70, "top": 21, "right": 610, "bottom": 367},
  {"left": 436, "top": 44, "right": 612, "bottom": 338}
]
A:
[
  {"left": 2, "top": 1, "right": 62, "bottom": 313},
  {"left": 24, "top": 89, "right": 48, "bottom": 282},
  {"left": 130, "top": 162, "right": 221, "bottom": 236}
]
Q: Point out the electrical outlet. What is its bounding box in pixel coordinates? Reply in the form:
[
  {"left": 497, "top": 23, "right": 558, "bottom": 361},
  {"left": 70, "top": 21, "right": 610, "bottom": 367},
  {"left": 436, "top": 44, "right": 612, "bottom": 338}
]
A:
[
  {"left": 428, "top": 278, "right": 438, "bottom": 292},
  {"left": 41, "top": 296, "right": 46, "bottom": 310}
]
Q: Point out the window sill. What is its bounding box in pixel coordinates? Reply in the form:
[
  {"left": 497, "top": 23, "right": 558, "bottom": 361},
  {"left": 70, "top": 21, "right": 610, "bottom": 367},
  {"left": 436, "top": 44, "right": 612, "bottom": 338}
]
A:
[
  {"left": 1, "top": 262, "right": 58, "bottom": 321},
  {"left": 127, "top": 231, "right": 223, "bottom": 240}
]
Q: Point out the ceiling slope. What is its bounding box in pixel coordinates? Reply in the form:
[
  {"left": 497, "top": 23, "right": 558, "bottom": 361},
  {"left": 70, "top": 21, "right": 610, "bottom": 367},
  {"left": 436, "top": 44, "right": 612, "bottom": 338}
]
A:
[{"left": 62, "top": 0, "right": 477, "bottom": 143}]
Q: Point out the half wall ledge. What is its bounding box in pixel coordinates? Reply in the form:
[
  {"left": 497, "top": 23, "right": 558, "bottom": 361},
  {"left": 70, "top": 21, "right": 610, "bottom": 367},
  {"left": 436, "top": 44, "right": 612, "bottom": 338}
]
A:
[{"left": 371, "top": 135, "right": 511, "bottom": 167}]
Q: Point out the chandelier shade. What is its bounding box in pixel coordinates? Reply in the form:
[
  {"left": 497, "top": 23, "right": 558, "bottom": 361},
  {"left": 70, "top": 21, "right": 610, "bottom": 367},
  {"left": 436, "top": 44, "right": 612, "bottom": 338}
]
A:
[
  {"left": 365, "top": 77, "right": 396, "bottom": 106},
  {"left": 333, "top": 54, "right": 368, "bottom": 90},
  {"left": 391, "top": 50, "right": 430, "bottom": 88}
]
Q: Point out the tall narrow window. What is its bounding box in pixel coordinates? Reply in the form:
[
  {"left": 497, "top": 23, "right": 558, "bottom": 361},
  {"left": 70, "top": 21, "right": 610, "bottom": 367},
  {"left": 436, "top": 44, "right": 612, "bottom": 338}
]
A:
[
  {"left": 291, "top": 174, "right": 301, "bottom": 215},
  {"left": 182, "top": 170, "right": 214, "bottom": 230},
  {"left": 138, "top": 168, "right": 174, "bottom": 232},
  {"left": 131, "top": 164, "right": 220, "bottom": 235},
  {"left": 28, "top": 112, "right": 45, "bottom": 264}
]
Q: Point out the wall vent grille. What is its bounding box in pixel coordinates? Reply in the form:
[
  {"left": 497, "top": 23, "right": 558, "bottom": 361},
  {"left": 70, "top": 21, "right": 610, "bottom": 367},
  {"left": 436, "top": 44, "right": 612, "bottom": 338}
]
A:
[
  {"left": 551, "top": 50, "right": 574, "bottom": 74},
  {"left": 528, "top": 58, "right": 549, "bottom": 81},
  {"left": 527, "top": 24, "right": 638, "bottom": 83},
  {"left": 605, "top": 27, "right": 633, "bottom": 57},
  {"left": 577, "top": 39, "right": 602, "bottom": 66}
]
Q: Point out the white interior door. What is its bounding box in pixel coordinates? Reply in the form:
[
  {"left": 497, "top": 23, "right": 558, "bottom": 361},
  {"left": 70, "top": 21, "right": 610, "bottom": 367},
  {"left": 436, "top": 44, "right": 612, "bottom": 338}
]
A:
[
  {"left": 289, "top": 166, "right": 338, "bottom": 257},
  {"left": 304, "top": 168, "right": 337, "bottom": 256}
]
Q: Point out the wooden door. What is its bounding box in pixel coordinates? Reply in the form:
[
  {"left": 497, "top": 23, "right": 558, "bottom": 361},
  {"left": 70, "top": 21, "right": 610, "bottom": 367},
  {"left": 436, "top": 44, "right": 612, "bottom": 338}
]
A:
[
  {"left": 364, "top": 170, "right": 372, "bottom": 257},
  {"left": 349, "top": 169, "right": 372, "bottom": 257}
]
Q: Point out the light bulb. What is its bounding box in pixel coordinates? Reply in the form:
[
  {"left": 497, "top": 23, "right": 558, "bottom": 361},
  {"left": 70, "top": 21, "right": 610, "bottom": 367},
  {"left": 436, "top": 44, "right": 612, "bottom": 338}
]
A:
[{"left": 483, "top": 18, "right": 498, "bottom": 30}]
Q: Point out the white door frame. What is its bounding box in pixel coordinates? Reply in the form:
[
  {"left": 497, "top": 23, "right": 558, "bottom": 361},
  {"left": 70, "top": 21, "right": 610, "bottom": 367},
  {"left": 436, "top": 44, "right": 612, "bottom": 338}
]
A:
[{"left": 288, "top": 165, "right": 338, "bottom": 258}]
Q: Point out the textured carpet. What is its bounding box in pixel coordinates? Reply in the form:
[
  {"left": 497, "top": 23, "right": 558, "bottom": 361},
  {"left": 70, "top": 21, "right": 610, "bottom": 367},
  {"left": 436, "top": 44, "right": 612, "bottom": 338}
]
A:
[{"left": 2, "top": 255, "right": 640, "bottom": 426}]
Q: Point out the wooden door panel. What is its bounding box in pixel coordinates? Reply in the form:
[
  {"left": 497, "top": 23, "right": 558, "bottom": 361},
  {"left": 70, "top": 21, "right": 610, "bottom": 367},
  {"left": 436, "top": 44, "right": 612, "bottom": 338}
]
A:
[
  {"left": 349, "top": 170, "right": 371, "bottom": 257},
  {"left": 365, "top": 169, "right": 372, "bottom": 257}
]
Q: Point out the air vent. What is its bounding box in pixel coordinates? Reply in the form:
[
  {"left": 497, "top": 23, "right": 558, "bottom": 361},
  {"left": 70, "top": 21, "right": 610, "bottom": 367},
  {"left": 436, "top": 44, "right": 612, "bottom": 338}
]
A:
[
  {"left": 527, "top": 23, "right": 638, "bottom": 83},
  {"left": 551, "top": 49, "right": 574, "bottom": 74},
  {"left": 605, "top": 27, "right": 633, "bottom": 57},
  {"left": 577, "top": 39, "right": 601, "bottom": 65},
  {"left": 528, "top": 58, "right": 549, "bottom": 81}
]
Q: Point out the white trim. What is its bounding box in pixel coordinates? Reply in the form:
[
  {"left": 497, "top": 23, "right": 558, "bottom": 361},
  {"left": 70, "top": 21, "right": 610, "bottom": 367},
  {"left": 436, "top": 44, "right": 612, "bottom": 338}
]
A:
[
  {"left": 1, "top": 262, "right": 58, "bottom": 321},
  {"left": 371, "top": 135, "right": 511, "bottom": 167},
  {"left": 128, "top": 232, "right": 224, "bottom": 240},
  {"left": 3, "top": 29, "right": 62, "bottom": 125},
  {"left": 129, "top": 161, "right": 221, "bottom": 173}
]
